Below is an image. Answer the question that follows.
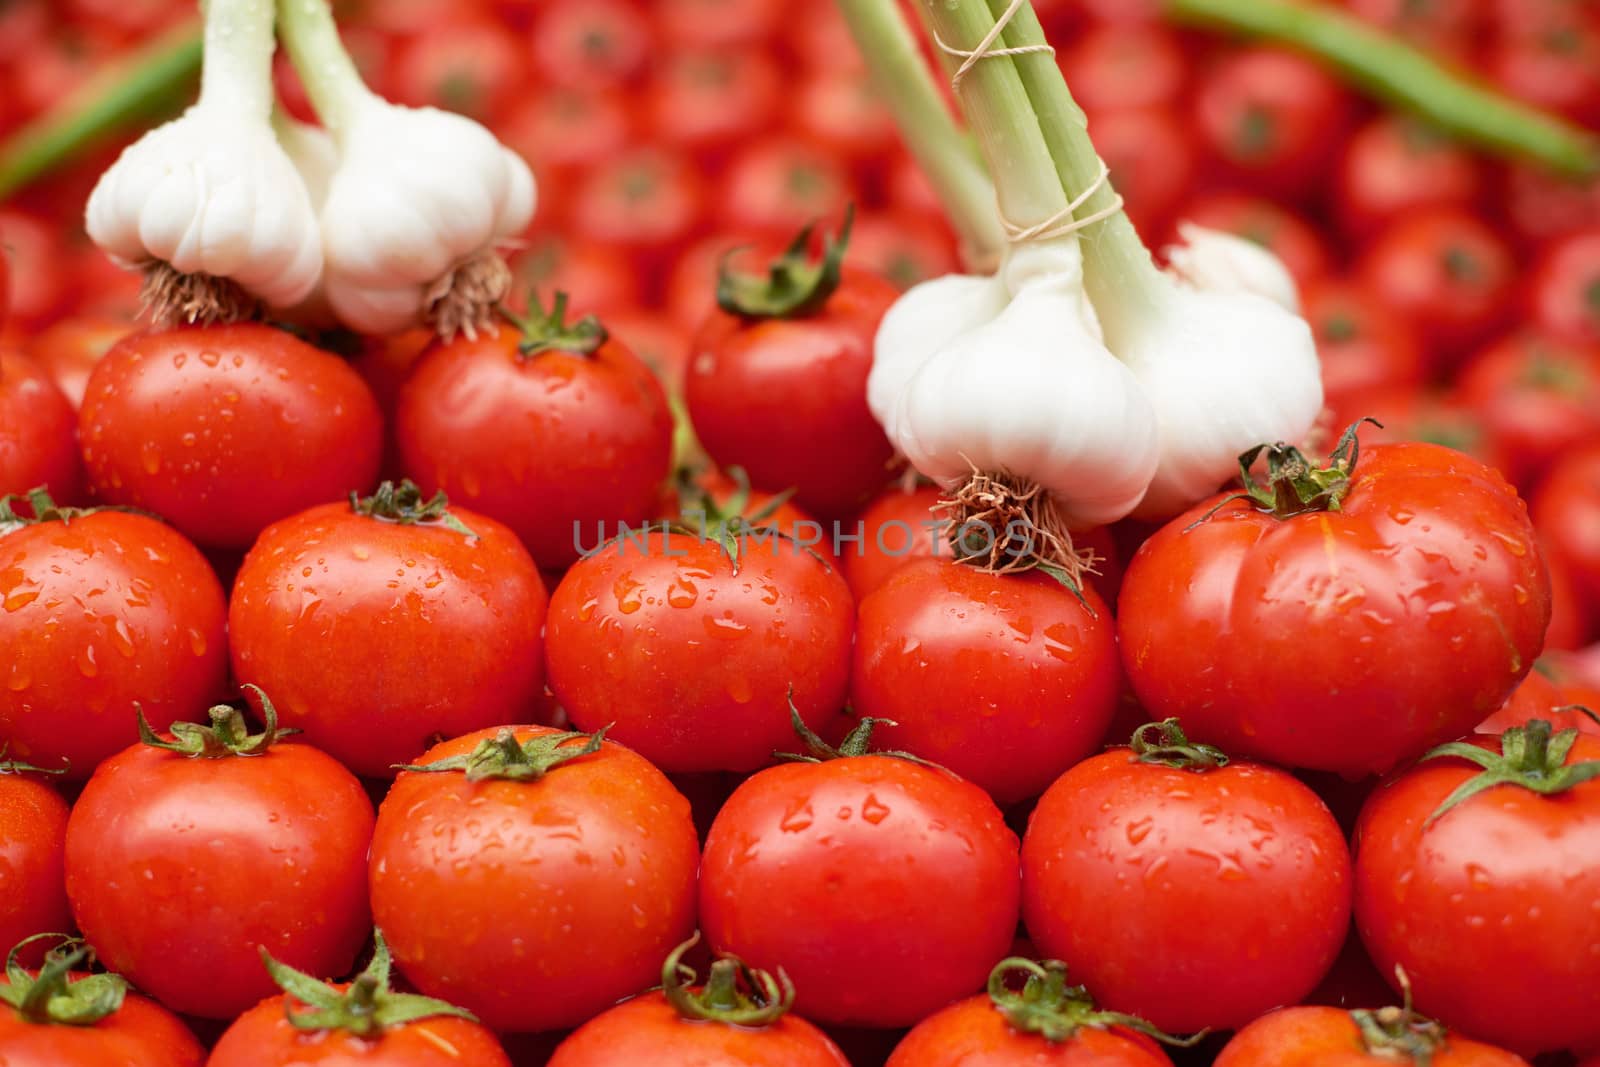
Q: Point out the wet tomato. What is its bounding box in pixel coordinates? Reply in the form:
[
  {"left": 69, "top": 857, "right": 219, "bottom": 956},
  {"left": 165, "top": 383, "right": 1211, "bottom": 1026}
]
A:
[
  {"left": 1335, "top": 117, "right": 1482, "bottom": 240},
  {"left": 24, "top": 314, "right": 128, "bottom": 411},
  {"left": 0, "top": 765, "right": 69, "bottom": 965},
  {"left": 718, "top": 137, "right": 852, "bottom": 243},
  {"left": 1531, "top": 443, "right": 1600, "bottom": 604},
  {"left": 1214, "top": 1004, "right": 1530, "bottom": 1066},
  {"left": 646, "top": 48, "right": 781, "bottom": 164},
  {"left": 0, "top": 351, "right": 82, "bottom": 502},
  {"left": 1527, "top": 226, "right": 1600, "bottom": 349},
  {"left": 841, "top": 484, "right": 945, "bottom": 601},
  {"left": 1304, "top": 278, "right": 1425, "bottom": 427}
]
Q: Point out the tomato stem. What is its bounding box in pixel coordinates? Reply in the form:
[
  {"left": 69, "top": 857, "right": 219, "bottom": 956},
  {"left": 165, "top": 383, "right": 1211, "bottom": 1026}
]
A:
[
  {"left": 0, "top": 936, "right": 127, "bottom": 1027},
  {"left": 503, "top": 291, "right": 609, "bottom": 359},
  {"left": 659, "top": 933, "right": 796, "bottom": 1027},
  {"left": 394, "top": 726, "right": 608, "bottom": 781},
  {"left": 773, "top": 693, "right": 937, "bottom": 767},
  {"left": 137, "top": 684, "right": 299, "bottom": 759},
  {"left": 1350, "top": 966, "right": 1447, "bottom": 1062},
  {"left": 351, "top": 480, "right": 477, "bottom": 539},
  {"left": 1127, "top": 719, "right": 1230, "bottom": 771},
  {"left": 716, "top": 207, "right": 854, "bottom": 320},
  {"left": 986, "top": 958, "right": 1205, "bottom": 1047},
  {"left": 1420, "top": 718, "right": 1600, "bottom": 826},
  {"left": 261, "top": 930, "right": 475, "bottom": 1037}
]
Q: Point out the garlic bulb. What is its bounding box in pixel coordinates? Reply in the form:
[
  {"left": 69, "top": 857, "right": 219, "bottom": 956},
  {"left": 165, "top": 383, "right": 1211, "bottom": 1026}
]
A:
[
  {"left": 85, "top": 0, "right": 321, "bottom": 322},
  {"left": 270, "top": 112, "right": 341, "bottom": 329},
  {"left": 1164, "top": 222, "right": 1301, "bottom": 313}
]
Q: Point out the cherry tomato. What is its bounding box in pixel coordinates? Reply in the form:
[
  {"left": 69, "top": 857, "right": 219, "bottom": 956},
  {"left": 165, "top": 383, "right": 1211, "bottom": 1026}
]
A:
[
  {"left": 1532, "top": 443, "right": 1600, "bottom": 605},
  {"left": 845, "top": 211, "right": 959, "bottom": 292},
  {"left": 65, "top": 699, "right": 374, "bottom": 1019},
  {"left": 718, "top": 137, "right": 852, "bottom": 243},
  {"left": 1336, "top": 385, "right": 1507, "bottom": 476},
  {"left": 0, "top": 500, "right": 227, "bottom": 780},
  {"left": 546, "top": 529, "right": 853, "bottom": 773},
  {"left": 1304, "top": 278, "right": 1425, "bottom": 428},
  {"left": 1118, "top": 436, "right": 1549, "bottom": 776},
  {"left": 1538, "top": 537, "right": 1592, "bottom": 651},
  {"left": 1488, "top": 10, "right": 1600, "bottom": 126},
  {"left": 1174, "top": 192, "right": 1332, "bottom": 293},
  {"left": 1335, "top": 117, "right": 1483, "bottom": 240},
  {"left": 1353, "top": 725, "right": 1600, "bottom": 1055},
  {"left": 653, "top": 0, "right": 782, "bottom": 49},
  {"left": 700, "top": 728, "right": 1021, "bottom": 1027},
  {"left": 646, "top": 49, "right": 782, "bottom": 164},
  {"left": 853, "top": 560, "right": 1120, "bottom": 805},
  {"left": 508, "top": 234, "right": 641, "bottom": 320},
  {"left": 1215, "top": 1004, "right": 1530, "bottom": 1066},
  {"left": 389, "top": 17, "right": 520, "bottom": 124},
  {"left": 24, "top": 315, "right": 128, "bottom": 411},
  {"left": 0, "top": 351, "right": 82, "bottom": 502},
  {"left": 230, "top": 485, "right": 548, "bottom": 778},
  {"left": 1500, "top": 160, "right": 1600, "bottom": 245},
  {"left": 396, "top": 301, "right": 673, "bottom": 569},
  {"left": 606, "top": 311, "right": 692, "bottom": 395},
  {"left": 79, "top": 324, "right": 382, "bottom": 551},
  {"left": 371, "top": 725, "right": 700, "bottom": 1033},
  {"left": 500, "top": 89, "right": 633, "bottom": 218},
  {"left": 1527, "top": 226, "right": 1600, "bottom": 349},
  {"left": 1059, "top": 24, "right": 1187, "bottom": 114},
  {"left": 0, "top": 766, "right": 69, "bottom": 964},
  {"left": 789, "top": 68, "right": 896, "bottom": 184},
  {"left": 1090, "top": 106, "right": 1197, "bottom": 241},
  {"left": 1022, "top": 724, "right": 1352, "bottom": 1032},
  {"left": 570, "top": 147, "right": 708, "bottom": 283},
  {"left": 529, "top": 0, "right": 649, "bottom": 93}
]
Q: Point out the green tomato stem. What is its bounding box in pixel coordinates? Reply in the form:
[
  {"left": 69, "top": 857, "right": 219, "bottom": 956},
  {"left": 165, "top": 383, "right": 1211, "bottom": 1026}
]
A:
[
  {"left": 274, "top": 0, "right": 377, "bottom": 139},
  {"left": 833, "top": 0, "right": 1004, "bottom": 270},
  {"left": 0, "top": 21, "right": 201, "bottom": 201},
  {"left": 1166, "top": 0, "right": 1600, "bottom": 178}
]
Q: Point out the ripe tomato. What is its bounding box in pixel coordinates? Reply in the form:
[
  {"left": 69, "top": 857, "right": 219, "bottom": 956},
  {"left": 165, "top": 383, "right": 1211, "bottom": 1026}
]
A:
[
  {"left": 842, "top": 483, "right": 945, "bottom": 600},
  {"left": 1488, "top": 12, "right": 1600, "bottom": 127},
  {"left": 0, "top": 351, "right": 82, "bottom": 502},
  {"left": 1088, "top": 106, "right": 1197, "bottom": 240},
  {"left": 1501, "top": 160, "right": 1600, "bottom": 245},
  {"left": 1305, "top": 278, "right": 1425, "bottom": 428},
  {"left": 1335, "top": 384, "right": 1507, "bottom": 475},
  {"left": 1214, "top": 1004, "right": 1531, "bottom": 1066},
  {"left": 229, "top": 483, "right": 548, "bottom": 778},
  {"left": 0, "top": 495, "right": 227, "bottom": 779},
  {"left": 789, "top": 68, "right": 897, "bottom": 184},
  {"left": 79, "top": 324, "right": 383, "bottom": 551},
  {"left": 699, "top": 722, "right": 1021, "bottom": 1028},
  {"left": 1531, "top": 443, "right": 1600, "bottom": 604},
  {"left": 653, "top": 0, "right": 782, "bottom": 49},
  {"left": 1480, "top": 662, "right": 1600, "bottom": 735},
  {"left": 845, "top": 211, "right": 959, "bottom": 292},
  {"left": 1059, "top": 24, "right": 1188, "bottom": 114},
  {"left": 0, "top": 764, "right": 69, "bottom": 964},
  {"left": 546, "top": 528, "right": 853, "bottom": 773},
  {"left": 1342, "top": 0, "right": 1482, "bottom": 60},
  {"left": 646, "top": 48, "right": 782, "bottom": 164},
  {"left": 0, "top": 211, "right": 69, "bottom": 332},
  {"left": 1022, "top": 721, "right": 1352, "bottom": 1032},
  {"left": 65, "top": 695, "right": 374, "bottom": 1019},
  {"left": 529, "top": 0, "right": 649, "bottom": 93},
  {"left": 547, "top": 937, "right": 850, "bottom": 1066},
  {"left": 370, "top": 726, "right": 700, "bottom": 1033},
  {"left": 1353, "top": 723, "right": 1600, "bottom": 1054},
  {"left": 25, "top": 314, "right": 128, "bottom": 411},
  {"left": 499, "top": 89, "right": 633, "bottom": 213},
  {"left": 1174, "top": 192, "right": 1332, "bottom": 293},
  {"left": 853, "top": 560, "right": 1120, "bottom": 805},
  {"left": 1118, "top": 432, "right": 1549, "bottom": 776},
  {"left": 508, "top": 234, "right": 640, "bottom": 320},
  {"left": 395, "top": 297, "right": 674, "bottom": 569},
  {"left": 0, "top": 239, "right": 8, "bottom": 328},
  {"left": 665, "top": 234, "right": 787, "bottom": 334},
  {"left": 606, "top": 311, "right": 692, "bottom": 395},
  {"left": 389, "top": 18, "right": 520, "bottom": 124},
  {"left": 1527, "top": 226, "right": 1600, "bottom": 349},
  {"left": 687, "top": 222, "right": 898, "bottom": 518},
  {"left": 1335, "top": 117, "right": 1482, "bottom": 240},
  {"left": 717, "top": 137, "right": 852, "bottom": 242},
  {"left": 569, "top": 147, "right": 707, "bottom": 281}
]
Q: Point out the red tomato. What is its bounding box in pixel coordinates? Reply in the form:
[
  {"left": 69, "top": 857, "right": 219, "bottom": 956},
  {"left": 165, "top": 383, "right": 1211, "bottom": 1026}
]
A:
[
  {"left": 845, "top": 211, "right": 960, "bottom": 292},
  {"left": 389, "top": 18, "right": 520, "bottom": 124},
  {"left": 1192, "top": 48, "right": 1353, "bottom": 201},
  {"left": 646, "top": 49, "right": 782, "bottom": 164},
  {"left": 1500, "top": 160, "right": 1600, "bottom": 245},
  {"left": 1088, "top": 106, "right": 1197, "bottom": 241},
  {"left": 1215, "top": 1004, "right": 1530, "bottom": 1066},
  {"left": 1488, "top": 11, "right": 1600, "bottom": 126},
  {"left": 529, "top": 0, "right": 649, "bottom": 92},
  {"left": 700, "top": 726, "right": 1022, "bottom": 1027},
  {"left": 1539, "top": 536, "right": 1592, "bottom": 651},
  {"left": 1059, "top": 24, "right": 1187, "bottom": 113},
  {"left": 508, "top": 234, "right": 640, "bottom": 320},
  {"left": 1527, "top": 226, "right": 1600, "bottom": 349},
  {"left": 1118, "top": 436, "right": 1550, "bottom": 776},
  {"left": 1343, "top": 0, "right": 1483, "bottom": 57},
  {"left": 0, "top": 499, "right": 227, "bottom": 780},
  {"left": 886, "top": 152, "right": 950, "bottom": 226},
  {"left": 1353, "top": 724, "right": 1600, "bottom": 1054},
  {"left": 1174, "top": 192, "right": 1332, "bottom": 293},
  {"left": 718, "top": 137, "right": 852, "bottom": 242},
  {"left": 79, "top": 324, "right": 382, "bottom": 551},
  {"left": 1304, "top": 278, "right": 1426, "bottom": 427},
  {"left": 672, "top": 468, "right": 827, "bottom": 541},
  {"left": 65, "top": 697, "right": 374, "bottom": 1019},
  {"left": 0, "top": 240, "right": 8, "bottom": 329},
  {"left": 370, "top": 725, "right": 700, "bottom": 1033},
  {"left": 0, "top": 766, "right": 69, "bottom": 964},
  {"left": 570, "top": 147, "right": 707, "bottom": 281},
  {"left": 653, "top": 0, "right": 782, "bottom": 49},
  {"left": 1480, "top": 662, "right": 1600, "bottom": 735},
  {"left": 0, "top": 351, "right": 82, "bottom": 502},
  {"left": 789, "top": 68, "right": 896, "bottom": 182},
  {"left": 665, "top": 234, "right": 787, "bottom": 334},
  {"left": 1335, "top": 385, "right": 1507, "bottom": 475},
  {"left": 1022, "top": 723, "right": 1352, "bottom": 1032},
  {"left": 1356, "top": 209, "right": 1516, "bottom": 367},
  {"left": 842, "top": 484, "right": 945, "bottom": 600},
  {"left": 546, "top": 529, "right": 853, "bottom": 773},
  {"left": 605, "top": 310, "right": 692, "bottom": 395},
  {"left": 0, "top": 211, "right": 69, "bottom": 333},
  {"left": 499, "top": 88, "right": 632, "bottom": 203},
  {"left": 24, "top": 315, "right": 128, "bottom": 411},
  {"left": 853, "top": 560, "right": 1120, "bottom": 805},
  {"left": 1532, "top": 444, "right": 1600, "bottom": 604},
  {"left": 1451, "top": 330, "right": 1600, "bottom": 492},
  {"left": 1335, "top": 117, "right": 1483, "bottom": 239},
  {"left": 396, "top": 301, "right": 673, "bottom": 569},
  {"left": 229, "top": 484, "right": 548, "bottom": 778}
]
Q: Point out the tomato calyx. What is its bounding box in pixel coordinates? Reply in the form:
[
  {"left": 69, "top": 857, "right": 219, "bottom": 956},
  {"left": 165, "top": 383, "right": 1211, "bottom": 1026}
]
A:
[
  {"left": 261, "top": 929, "right": 475, "bottom": 1038},
  {"left": 137, "top": 684, "right": 299, "bottom": 759},
  {"left": 773, "top": 695, "right": 936, "bottom": 768},
  {"left": 393, "top": 725, "right": 609, "bottom": 781},
  {"left": 1203, "top": 418, "right": 1380, "bottom": 525},
  {"left": 503, "top": 290, "right": 608, "bottom": 359},
  {"left": 351, "top": 479, "right": 476, "bottom": 539},
  {"left": 660, "top": 932, "right": 796, "bottom": 1028},
  {"left": 1420, "top": 718, "right": 1600, "bottom": 826},
  {"left": 675, "top": 465, "right": 796, "bottom": 533},
  {"left": 715, "top": 205, "right": 854, "bottom": 320},
  {"left": 0, "top": 935, "right": 127, "bottom": 1027},
  {"left": 1127, "top": 719, "right": 1230, "bottom": 771},
  {"left": 0, "top": 747, "right": 66, "bottom": 777},
  {"left": 1349, "top": 967, "right": 1447, "bottom": 1065},
  {"left": 986, "top": 958, "right": 1203, "bottom": 1047},
  {"left": 0, "top": 487, "right": 97, "bottom": 535}
]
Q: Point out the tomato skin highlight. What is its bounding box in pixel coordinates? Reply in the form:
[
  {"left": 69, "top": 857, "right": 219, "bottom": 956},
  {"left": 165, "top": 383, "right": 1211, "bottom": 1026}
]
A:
[
  {"left": 64, "top": 739, "right": 375, "bottom": 1019},
  {"left": 229, "top": 499, "right": 548, "bottom": 778},
  {"left": 1021, "top": 750, "right": 1352, "bottom": 1033},
  {"left": 0, "top": 771, "right": 70, "bottom": 964},
  {"left": 396, "top": 327, "right": 674, "bottom": 570},
  {"left": 546, "top": 991, "right": 851, "bottom": 1066},
  {"left": 78, "top": 325, "right": 383, "bottom": 550},
  {"left": 370, "top": 726, "right": 700, "bottom": 1034},
  {"left": 1213, "top": 1005, "right": 1532, "bottom": 1066},
  {"left": 545, "top": 530, "right": 854, "bottom": 773},
  {"left": 0, "top": 983, "right": 204, "bottom": 1066},
  {"left": 700, "top": 755, "right": 1021, "bottom": 1028},
  {"left": 887, "top": 995, "right": 1175, "bottom": 1066},
  {"left": 1353, "top": 732, "right": 1600, "bottom": 1056},
  {"left": 852, "top": 559, "right": 1121, "bottom": 805},
  {"left": 1117, "top": 441, "right": 1549, "bottom": 776},
  {"left": 207, "top": 993, "right": 514, "bottom": 1067},
  {"left": 0, "top": 510, "right": 228, "bottom": 780}
]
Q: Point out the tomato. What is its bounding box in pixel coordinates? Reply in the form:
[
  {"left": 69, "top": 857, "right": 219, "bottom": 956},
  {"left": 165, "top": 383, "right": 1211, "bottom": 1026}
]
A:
[
  {"left": 508, "top": 234, "right": 641, "bottom": 320},
  {"left": 1539, "top": 538, "right": 1592, "bottom": 651},
  {"left": 79, "top": 324, "right": 382, "bottom": 551},
  {"left": 845, "top": 211, "right": 960, "bottom": 292},
  {"left": 0, "top": 765, "right": 69, "bottom": 965},
  {"left": 1335, "top": 385, "right": 1507, "bottom": 475},
  {"left": 699, "top": 722, "right": 1021, "bottom": 1027},
  {"left": 500, "top": 89, "right": 633, "bottom": 213},
  {"left": 0, "top": 496, "right": 227, "bottom": 780},
  {"left": 653, "top": 0, "right": 782, "bottom": 49},
  {"left": 1215, "top": 1004, "right": 1530, "bottom": 1066},
  {"left": 1118, "top": 434, "right": 1550, "bottom": 776},
  {"left": 717, "top": 137, "right": 852, "bottom": 242},
  {"left": 842, "top": 484, "right": 944, "bottom": 600},
  {"left": 605, "top": 311, "right": 692, "bottom": 395},
  {"left": 370, "top": 725, "right": 700, "bottom": 1033},
  {"left": 1353, "top": 723, "right": 1600, "bottom": 1055},
  {"left": 1451, "top": 330, "right": 1600, "bottom": 492},
  {"left": 569, "top": 147, "right": 707, "bottom": 282},
  {"left": 389, "top": 17, "right": 521, "bottom": 124},
  {"left": 1335, "top": 117, "right": 1482, "bottom": 240},
  {"left": 1356, "top": 209, "right": 1515, "bottom": 366},
  {"left": 646, "top": 48, "right": 782, "bottom": 164},
  {"left": 1022, "top": 722, "right": 1352, "bottom": 1032},
  {"left": 1088, "top": 106, "right": 1197, "bottom": 241},
  {"left": 1531, "top": 443, "right": 1600, "bottom": 604},
  {"left": 687, "top": 225, "right": 898, "bottom": 518},
  {"left": 1343, "top": 0, "right": 1482, "bottom": 57},
  {"left": 665, "top": 234, "right": 787, "bottom": 334},
  {"left": 1304, "top": 278, "right": 1425, "bottom": 427},
  {"left": 529, "top": 0, "right": 649, "bottom": 92},
  {"left": 853, "top": 560, "right": 1120, "bottom": 805},
  {"left": 0, "top": 352, "right": 82, "bottom": 503},
  {"left": 672, "top": 467, "right": 826, "bottom": 541},
  {"left": 396, "top": 298, "right": 674, "bottom": 569},
  {"left": 1059, "top": 24, "right": 1187, "bottom": 114},
  {"left": 1480, "top": 661, "right": 1600, "bottom": 735},
  {"left": 1174, "top": 193, "right": 1332, "bottom": 293},
  {"left": 1487, "top": 11, "right": 1600, "bottom": 127},
  {"left": 1192, "top": 48, "right": 1353, "bottom": 201},
  {"left": 0, "top": 239, "right": 8, "bottom": 330},
  {"left": 65, "top": 695, "right": 374, "bottom": 1019},
  {"left": 229, "top": 483, "right": 548, "bottom": 778},
  {"left": 1527, "top": 226, "right": 1600, "bottom": 349},
  {"left": 0, "top": 211, "right": 69, "bottom": 334},
  {"left": 24, "top": 315, "right": 128, "bottom": 411},
  {"left": 789, "top": 68, "right": 896, "bottom": 183},
  {"left": 1501, "top": 161, "right": 1600, "bottom": 246},
  {"left": 546, "top": 528, "right": 853, "bottom": 773}
]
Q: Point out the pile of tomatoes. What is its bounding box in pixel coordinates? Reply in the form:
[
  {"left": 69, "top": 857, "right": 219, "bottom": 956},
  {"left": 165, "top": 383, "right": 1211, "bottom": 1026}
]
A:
[{"left": 3, "top": 0, "right": 1600, "bottom": 1065}]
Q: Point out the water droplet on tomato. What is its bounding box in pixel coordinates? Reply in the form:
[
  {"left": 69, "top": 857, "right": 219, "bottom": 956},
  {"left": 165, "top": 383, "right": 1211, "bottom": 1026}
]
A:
[
  {"left": 861, "top": 794, "right": 890, "bottom": 825},
  {"left": 779, "top": 800, "right": 814, "bottom": 833},
  {"left": 77, "top": 645, "right": 99, "bottom": 677},
  {"left": 1125, "top": 817, "right": 1154, "bottom": 845},
  {"left": 188, "top": 628, "right": 208, "bottom": 657},
  {"left": 199, "top": 350, "right": 221, "bottom": 367},
  {"left": 140, "top": 443, "right": 162, "bottom": 475}
]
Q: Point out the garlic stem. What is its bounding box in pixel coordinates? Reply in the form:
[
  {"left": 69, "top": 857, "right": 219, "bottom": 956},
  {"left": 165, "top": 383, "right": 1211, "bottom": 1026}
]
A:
[
  {"left": 835, "top": 0, "right": 1004, "bottom": 269},
  {"left": 273, "top": 0, "right": 376, "bottom": 137},
  {"left": 197, "top": 0, "right": 274, "bottom": 117}
]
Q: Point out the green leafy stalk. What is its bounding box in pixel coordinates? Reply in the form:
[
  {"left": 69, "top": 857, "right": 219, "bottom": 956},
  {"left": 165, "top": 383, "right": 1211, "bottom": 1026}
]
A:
[
  {"left": 660, "top": 933, "right": 795, "bottom": 1027},
  {"left": 1421, "top": 719, "right": 1600, "bottom": 827},
  {"left": 0, "top": 936, "right": 127, "bottom": 1027},
  {"left": 717, "top": 207, "right": 855, "bottom": 319},
  {"left": 394, "top": 727, "right": 608, "bottom": 781},
  {"left": 261, "top": 930, "right": 475, "bottom": 1037}
]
